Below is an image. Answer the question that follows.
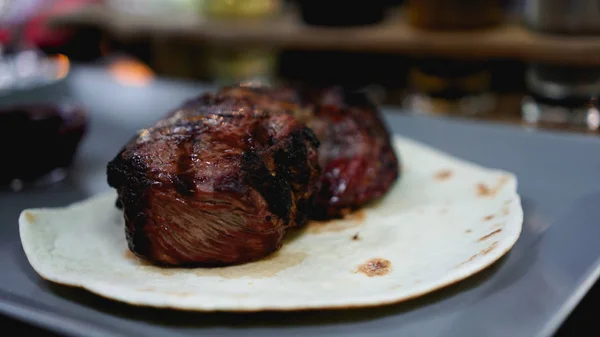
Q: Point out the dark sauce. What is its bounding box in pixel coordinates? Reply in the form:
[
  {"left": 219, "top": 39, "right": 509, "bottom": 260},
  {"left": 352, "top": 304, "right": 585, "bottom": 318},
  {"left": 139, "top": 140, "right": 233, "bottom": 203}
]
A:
[{"left": 0, "top": 104, "right": 87, "bottom": 187}]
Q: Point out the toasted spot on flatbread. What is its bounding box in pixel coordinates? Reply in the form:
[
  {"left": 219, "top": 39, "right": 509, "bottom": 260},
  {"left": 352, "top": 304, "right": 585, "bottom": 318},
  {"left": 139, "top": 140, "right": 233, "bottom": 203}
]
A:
[
  {"left": 476, "top": 176, "right": 509, "bottom": 197},
  {"left": 434, "top": 169, "right": 453, "bottom": 181},
  {"left": 478, "top": 229, "right": 502, "bottom": 242},
  {"left": 481, "top": 241, "right": 499, "bottom": 255},
  {"left": 357, "top": 258, "right": 392, "bottom": 277},
  {"left": 352, "top": 233, "right": 360, "bottom": 241},
  {"left": 465, "top": 229, "right": 472, "bottom": 233},
  {"left": 461, "top": 254, "right": 479, "bottom": 267},
  {"left": 456, "top": 241, "right": 500, "bottom": 268},
  {"left": 476, "top": 184, "right": 491, "bottom": 197},
  {"left": 24, "top": 212, "right": 37, "bottom": 223},
  {"left": 483, "top": 214, "right": 494, "bottom": 221}
]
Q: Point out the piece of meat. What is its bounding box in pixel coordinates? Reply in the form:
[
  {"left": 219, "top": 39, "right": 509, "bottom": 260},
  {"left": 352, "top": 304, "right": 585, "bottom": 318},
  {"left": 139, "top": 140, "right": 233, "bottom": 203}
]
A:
[
  {"left": 107, "top": 112, "right": 321, "bottom": 267},
  {"left": 168, "top": 84, "right": 400, "bottom": 219},
  {"left": 301, "top": 87, "right": 400, "bottom": 218}
]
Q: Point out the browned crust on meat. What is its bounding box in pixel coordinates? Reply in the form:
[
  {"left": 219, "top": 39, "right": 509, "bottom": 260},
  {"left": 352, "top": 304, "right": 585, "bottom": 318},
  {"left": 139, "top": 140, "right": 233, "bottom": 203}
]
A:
[{"left": 107, "top": 110, "right": 320, "bottom": 266}]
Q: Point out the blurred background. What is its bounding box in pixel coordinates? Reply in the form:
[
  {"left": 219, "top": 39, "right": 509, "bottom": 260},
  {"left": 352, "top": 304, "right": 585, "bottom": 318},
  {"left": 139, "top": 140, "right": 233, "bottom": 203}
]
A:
[{"left": 1, "top": 0, "right": 600, "bottom": 132}]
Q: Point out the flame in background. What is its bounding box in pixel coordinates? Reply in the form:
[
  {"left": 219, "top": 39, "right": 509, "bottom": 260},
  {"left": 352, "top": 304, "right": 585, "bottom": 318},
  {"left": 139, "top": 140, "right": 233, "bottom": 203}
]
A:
[{"left": 108, "top": 59, "right": 155, "bottom": 87}]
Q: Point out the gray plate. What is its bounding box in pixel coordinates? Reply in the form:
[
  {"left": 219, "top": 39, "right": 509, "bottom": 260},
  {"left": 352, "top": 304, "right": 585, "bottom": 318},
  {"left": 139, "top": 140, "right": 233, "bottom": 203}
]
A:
[{"left": 1, "top": 66, "right": 599, "bottom": 337}]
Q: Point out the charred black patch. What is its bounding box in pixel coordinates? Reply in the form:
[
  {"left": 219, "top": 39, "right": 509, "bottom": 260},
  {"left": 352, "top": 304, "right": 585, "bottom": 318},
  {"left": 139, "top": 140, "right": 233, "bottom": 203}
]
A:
[
  {"left": 242, "top": 150, "right": 292, "bottom": 223},
  {"left": 106, "top": 151, "right": 153, "bottom": 259},
  {"left": 173, "top": 135, "right": 196, "bottom": 197},
  {"left": 271, "top": 128, "right": 321, "bottom": 226},
  {"left": 274, "top": 130, "right": 309, "bottom": 186}
]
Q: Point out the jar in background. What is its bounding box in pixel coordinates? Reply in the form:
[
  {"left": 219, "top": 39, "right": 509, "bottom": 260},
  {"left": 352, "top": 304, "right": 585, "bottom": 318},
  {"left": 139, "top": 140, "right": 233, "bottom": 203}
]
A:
[
  {"left": 403, "top": 58, "right": 496, "bottom": 116},
  {"left": 522, "top": 64, "right": 600, "bottom": 130},
  {"left": 200, "top": 0, "right": 281, "bottom": 84},
  {"left": 522, "top": 0, "right": 600, "bottom": 130},
  {"left": 405, "top": 0, "right": 506, "bottom": 30},
  {"left": 524, "top": 0, "right": 600, "bottom": 35},
  {"left": 0, "top": 51, "right": 87, "bottom": 190},
  {"left": 204, "top": 46, "right": 277, "bottom": 85},
  {"left": 0, "top": 102, "right": 87, "bottom": 190}
]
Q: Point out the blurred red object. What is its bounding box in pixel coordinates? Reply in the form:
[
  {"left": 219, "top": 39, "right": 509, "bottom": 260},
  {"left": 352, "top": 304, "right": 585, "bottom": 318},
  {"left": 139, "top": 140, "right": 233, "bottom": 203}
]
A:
[{"left": 0, "top": 0, "right": 101, "bottom": 50}]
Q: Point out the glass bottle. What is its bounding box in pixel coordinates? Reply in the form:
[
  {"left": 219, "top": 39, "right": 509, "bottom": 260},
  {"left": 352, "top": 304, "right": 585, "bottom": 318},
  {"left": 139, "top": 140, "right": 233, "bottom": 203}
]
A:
[{"left": 522, "top": 0, "right": 600, "bottom": 131}]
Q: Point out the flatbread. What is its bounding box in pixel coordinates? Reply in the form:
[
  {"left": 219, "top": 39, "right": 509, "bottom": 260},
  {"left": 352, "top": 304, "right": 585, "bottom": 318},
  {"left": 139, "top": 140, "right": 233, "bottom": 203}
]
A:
[{"left": 19, "top": 135, "right": 523, "bottom": 311}]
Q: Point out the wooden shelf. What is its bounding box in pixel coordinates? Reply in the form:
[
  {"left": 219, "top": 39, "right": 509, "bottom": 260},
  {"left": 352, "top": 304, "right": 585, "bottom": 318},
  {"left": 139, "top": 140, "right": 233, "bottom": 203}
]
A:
[{"left": 49, "top": 4, "right": 600, "bottom": 66}]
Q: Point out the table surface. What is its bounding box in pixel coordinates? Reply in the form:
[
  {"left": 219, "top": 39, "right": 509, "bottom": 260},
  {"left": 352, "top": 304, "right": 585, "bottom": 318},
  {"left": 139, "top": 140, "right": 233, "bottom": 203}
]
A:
[{"left": 0, "top": 64, "right": 598, "bottom": 337}]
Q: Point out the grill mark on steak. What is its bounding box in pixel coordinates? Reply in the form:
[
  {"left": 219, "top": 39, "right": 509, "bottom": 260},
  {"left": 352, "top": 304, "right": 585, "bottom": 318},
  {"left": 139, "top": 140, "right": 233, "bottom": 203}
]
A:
[
  {"left": 174, "top": 135, "right": 197, "bottom": 197},
  {"left": 167, "top": 84, "right": 400, "bottom": 219}
]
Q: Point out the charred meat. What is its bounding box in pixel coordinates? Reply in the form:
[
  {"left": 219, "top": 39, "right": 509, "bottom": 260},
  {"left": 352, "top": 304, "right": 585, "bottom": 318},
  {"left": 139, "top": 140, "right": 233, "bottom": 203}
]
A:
[
  {"left": 168, "top": 85, "right": 400, "bottom": 218},
  {"left": 107, "top": 112, "right": 321, "bottom": 266},
  {"left": 302, "top": 87, "right": 399, "bottom": 218}
]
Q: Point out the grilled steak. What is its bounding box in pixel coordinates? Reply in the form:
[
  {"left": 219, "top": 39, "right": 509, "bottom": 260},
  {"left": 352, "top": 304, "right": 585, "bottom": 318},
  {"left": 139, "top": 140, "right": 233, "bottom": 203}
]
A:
[
  {"left": 107, "top": 112, "right": 321, "bottom": 266},
  {"left": 169, "top": 84, "right": 400, "bottom": 218},
  {"left": 301, "top": 87, "right": 400, "bottom": 218}
]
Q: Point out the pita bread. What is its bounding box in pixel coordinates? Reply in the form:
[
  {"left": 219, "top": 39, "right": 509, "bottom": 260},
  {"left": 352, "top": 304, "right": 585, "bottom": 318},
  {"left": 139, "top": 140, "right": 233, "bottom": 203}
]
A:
[{"left": 19, "top": 135, "right": 523, "bottom": 311}]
